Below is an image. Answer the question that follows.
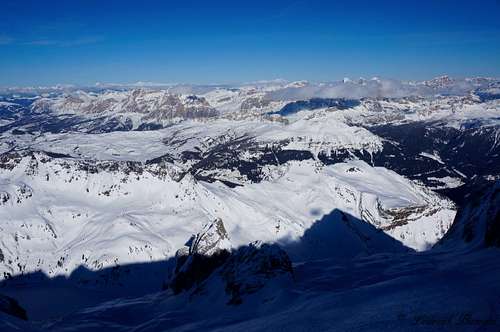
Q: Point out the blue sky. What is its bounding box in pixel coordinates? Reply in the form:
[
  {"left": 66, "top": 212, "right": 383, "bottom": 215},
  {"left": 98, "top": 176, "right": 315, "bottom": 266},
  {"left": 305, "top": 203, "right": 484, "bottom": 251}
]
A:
[{"left": 1, "top": 0, "right": 499, "bottom": 86}]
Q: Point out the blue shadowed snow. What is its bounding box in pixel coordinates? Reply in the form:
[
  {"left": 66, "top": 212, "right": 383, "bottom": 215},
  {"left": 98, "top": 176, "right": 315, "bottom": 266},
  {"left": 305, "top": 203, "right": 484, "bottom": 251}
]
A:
[{"left": 1, "top": 204, "right": 499, "bottom": 331}]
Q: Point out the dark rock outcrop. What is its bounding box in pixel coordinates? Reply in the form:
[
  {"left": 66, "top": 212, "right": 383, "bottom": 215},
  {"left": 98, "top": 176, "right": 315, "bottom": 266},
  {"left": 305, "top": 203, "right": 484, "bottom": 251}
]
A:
[
  {"left": 0, "top": 294, "right": 28, "bottom": 320},
  {"left": 167, "top": 218, "right": 232, "bottom": 293},
  {"left": 167, "top": 219, "right": 294, "bottom": 305},
  {"left": 220, "top": 241, "right": 293, "bottom": 305},
  {"left": 436, "top": 180, "right": 500, "bottom": 249}
]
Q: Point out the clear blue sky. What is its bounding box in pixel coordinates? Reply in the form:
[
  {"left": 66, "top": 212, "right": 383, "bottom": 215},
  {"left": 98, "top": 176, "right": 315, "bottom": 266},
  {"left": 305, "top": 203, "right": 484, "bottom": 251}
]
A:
[{"left": 1, "top": 0, "right": 499, "bottom": 86}]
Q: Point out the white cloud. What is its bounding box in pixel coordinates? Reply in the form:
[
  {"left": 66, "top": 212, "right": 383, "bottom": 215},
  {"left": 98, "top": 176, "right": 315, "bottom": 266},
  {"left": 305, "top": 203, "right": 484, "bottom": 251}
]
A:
[{"left": 265, "top": 77, "right": 488, "bottom": 100}]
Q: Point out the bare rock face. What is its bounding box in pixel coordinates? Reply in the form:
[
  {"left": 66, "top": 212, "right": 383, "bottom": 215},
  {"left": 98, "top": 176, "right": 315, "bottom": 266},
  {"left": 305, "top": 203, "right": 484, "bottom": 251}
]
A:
[
  {"left": 240, "top": 96, "right": 272, "bottom": 112},
  {"left": 0, "top": 294, "right": 28, "bottom": 320},
  {"left": 167, "top": 219, "right": 294, "bottom": 305},
  {"left": 167, "top": 218, "right": 232, "bottom": 293},
  {"left": 182, "top": 95, "right": 219, "bottom": 119},
  {"left": 437, "top": 180, "right": 500, "bottom": 249},
  {"left": 186, "top": 217, "right": 232, "bottom": 257},
  {"left": 31, "top": 89, "right": 220, "bottom": 124},
  {"left": 220, "top": 241, "right": 293, "bottom": 305}
]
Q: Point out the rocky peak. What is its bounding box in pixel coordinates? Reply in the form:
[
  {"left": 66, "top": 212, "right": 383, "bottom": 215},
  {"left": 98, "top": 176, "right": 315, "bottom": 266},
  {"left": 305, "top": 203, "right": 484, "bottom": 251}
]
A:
[
  {"left": 167, "top": 219, "right": 294, "bottom": 304},
  {"left": 167, "top": 218, "right": 232, "bottom": 293},
  {"left": 29, "top": 88, "right": 219, "bottom": 124},
  {"left": 424, "top": 75, "right": 454, "bottom": 88},
  {"left": 221, "top": 241, "right": 293, "bottom": 305},
  {"left": 187, "top": 217, "right": 231, "bottom": 257}
]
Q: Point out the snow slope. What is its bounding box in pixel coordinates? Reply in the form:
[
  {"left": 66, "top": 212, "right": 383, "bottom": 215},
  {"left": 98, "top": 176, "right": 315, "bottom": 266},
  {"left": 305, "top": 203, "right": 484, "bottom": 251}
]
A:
[
  {"left": 34, "top": 250, "right": 499, "bottom": 332},
  {"left": 0, "top": 151, "right": 454, "bottom": 283}
]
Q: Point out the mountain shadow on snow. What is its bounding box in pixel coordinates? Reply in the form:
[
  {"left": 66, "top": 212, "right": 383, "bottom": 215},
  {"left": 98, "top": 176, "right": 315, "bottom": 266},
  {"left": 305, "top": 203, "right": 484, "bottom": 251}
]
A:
[{"left": 0, "top": 209, "right": 407, "bottom": 324}]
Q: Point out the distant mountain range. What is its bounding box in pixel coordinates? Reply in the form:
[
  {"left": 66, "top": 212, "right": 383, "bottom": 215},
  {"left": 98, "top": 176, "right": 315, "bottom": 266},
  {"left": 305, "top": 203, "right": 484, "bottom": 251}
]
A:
[{"left": 0, "top": 76, "right": 499, "bottom": 331}]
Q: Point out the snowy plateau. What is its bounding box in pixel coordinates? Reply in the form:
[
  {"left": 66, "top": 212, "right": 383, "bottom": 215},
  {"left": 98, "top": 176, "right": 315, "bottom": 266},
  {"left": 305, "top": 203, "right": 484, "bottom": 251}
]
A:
[{"left": 0, "top": 76, "right": 499, "bottom": 331}]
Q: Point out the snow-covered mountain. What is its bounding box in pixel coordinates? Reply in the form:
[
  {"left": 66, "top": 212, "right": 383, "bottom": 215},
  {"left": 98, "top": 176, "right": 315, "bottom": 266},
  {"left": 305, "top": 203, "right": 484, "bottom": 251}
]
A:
[
  {"left": 2, "top": 79, "right": 499, "bottom": 197},
  {"left": 32, "top": 89, "right": 219, "bottom": 123},
  {"left": 0, "top": 149, "right": 453, "bottom": 283},
  {"left": 1, "top": 181, "right": 498, "bottom": 332},
  {"left": 0, "top": 76, "right": 499, "bottom": 331}
]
